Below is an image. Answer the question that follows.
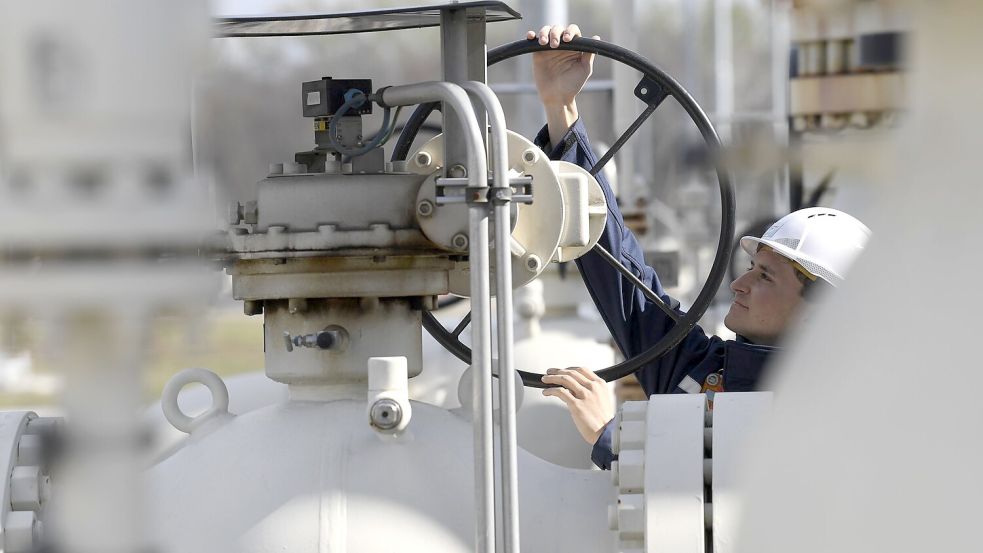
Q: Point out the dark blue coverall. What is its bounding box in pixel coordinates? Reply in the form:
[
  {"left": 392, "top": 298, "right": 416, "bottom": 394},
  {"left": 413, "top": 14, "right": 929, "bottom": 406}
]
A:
[{"left": 534, "top": 120, "right": 775, "bottom": 469}]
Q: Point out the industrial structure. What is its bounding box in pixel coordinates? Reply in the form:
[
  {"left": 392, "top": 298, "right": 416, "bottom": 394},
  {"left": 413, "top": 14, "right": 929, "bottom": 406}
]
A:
[{"left": 0, "top": 1, "right": 979, "bottom": 553}]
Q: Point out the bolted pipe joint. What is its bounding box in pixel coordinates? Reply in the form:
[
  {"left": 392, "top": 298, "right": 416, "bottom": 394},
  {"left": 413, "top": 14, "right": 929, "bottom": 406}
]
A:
[{"left": 367, "top": 356, "right": 412, "bottom": 435}]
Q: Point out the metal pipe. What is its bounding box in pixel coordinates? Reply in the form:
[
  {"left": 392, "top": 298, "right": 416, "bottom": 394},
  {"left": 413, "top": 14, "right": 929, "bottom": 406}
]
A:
[
  {"left": 462, "top": 81, "right": 520, "bottom": 553},
  {"left": 381, "top": 81, "right": 495, "bottom": 553},
  {"left": 466, "top": 204, "right": 494, "bottom": 553},
  {"left": 380, "top": 82, "right": 487, "bottom": 189}
]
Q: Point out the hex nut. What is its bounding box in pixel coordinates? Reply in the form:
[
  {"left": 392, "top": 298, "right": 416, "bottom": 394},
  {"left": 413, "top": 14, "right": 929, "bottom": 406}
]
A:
[
  {"left": 242, "top": 201, "right": 259, "bottom": 224},
  {"left": 4, "top": 511, "right": 39, "bottom": 553},
  {"left": 284, "top": 162, "right": 308, "bottom": 175},
  {"left": 288, "top": 298, "right": 308, "bottom": 314},
  {"left": 452, "top": 233, "right": 469, "bottom": 251},
  {"left": 227, "top": 202, "right": 244, "bottom": 225},
  {"left": 522, "top": 148, "right": 539, "bottom": 167},
  {"left": 243, "top": 300, "right": 263, "bottom": 316},
  {"left": 16, "top": 434, "right": 42, "bottom": 467},
  {"left": 10, "top": 466, "right": 42, "bottom": 511},
  {"left": 417, "top": 200, "right": 435, "bottom": 218}
]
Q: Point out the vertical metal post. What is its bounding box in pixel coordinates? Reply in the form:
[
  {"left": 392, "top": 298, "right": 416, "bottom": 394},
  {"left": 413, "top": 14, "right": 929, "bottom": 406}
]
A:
[
  {"left": 681, "top": 0, "right": 704, "bottom": 107},
  {"left": 714, "top": 0, "right": 735, "bottom": 143},
  {"left": 492, "top": 126, "right": 520, "bottom": 553},
  {"left": 514, "top": 0, "right": 568, "bottom": 138},
  {"left": 441, "top": 9, "right": 494, "bottom": 552},
  {"left": 461, "top": 81, "right": 521, "bottom": 553},
  {"left": 441, "top": 7, "right": 488, "bottom": 171},
  {"left": 770, "top": 0, "right": 793, "bottom": 213},
  {"left": 612, "top": 0, "right": 639, "bottom": 207},
  {"left": 467, "top": 201, "right": 495, "bottom": 553}
]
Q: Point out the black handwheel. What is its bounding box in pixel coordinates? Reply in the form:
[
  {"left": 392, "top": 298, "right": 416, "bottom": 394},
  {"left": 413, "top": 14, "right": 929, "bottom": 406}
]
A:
[{"left": 393, "top": 37, "right": 736, "bottom": 389}]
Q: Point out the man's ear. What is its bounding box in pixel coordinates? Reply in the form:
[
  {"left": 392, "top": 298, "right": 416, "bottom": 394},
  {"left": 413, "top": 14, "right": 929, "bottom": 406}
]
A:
[{"left": 800, "top": 279, "right": 832, "bottom": 302}]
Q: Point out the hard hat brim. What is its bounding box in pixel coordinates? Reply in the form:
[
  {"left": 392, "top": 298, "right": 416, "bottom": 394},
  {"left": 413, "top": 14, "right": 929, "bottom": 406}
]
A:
[{"left": 739, "top": 236, "right": 842, "bottom": 286}]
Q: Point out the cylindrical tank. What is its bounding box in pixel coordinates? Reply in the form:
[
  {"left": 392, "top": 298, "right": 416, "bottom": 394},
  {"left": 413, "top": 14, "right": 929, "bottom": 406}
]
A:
[{"left": 148, "top": 393, "right": 612, "bottom": 553}]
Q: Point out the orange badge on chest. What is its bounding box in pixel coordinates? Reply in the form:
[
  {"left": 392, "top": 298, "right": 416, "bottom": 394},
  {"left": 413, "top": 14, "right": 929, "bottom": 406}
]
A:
[{"left": 701, "top": 370, "right": 725, "bottom": 409}]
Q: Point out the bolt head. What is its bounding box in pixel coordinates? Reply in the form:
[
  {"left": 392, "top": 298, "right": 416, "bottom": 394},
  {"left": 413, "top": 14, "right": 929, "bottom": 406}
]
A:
[
  {"left": 415, "top": 152, "right": 432, "bottom": 168},
  {"left": 451, "top": 233, "right": 469, "bottom": 250},
  {"left": 417, "top": 200, "right": 434, "bottom": 217},
  {"left": 522, "top": 148, "right": 539, "bottom": 167},
  {"left": 242, "top": 201, "right": 259, "bottom": 224},
  {"left": 524, "top": 254, "right": 542, "bottom": 273}
]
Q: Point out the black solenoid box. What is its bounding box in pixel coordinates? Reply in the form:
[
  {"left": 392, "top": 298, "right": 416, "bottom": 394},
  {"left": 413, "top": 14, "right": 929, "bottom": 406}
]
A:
[{"left": 301, "top": 77, "right": 373, "bottom": 118}]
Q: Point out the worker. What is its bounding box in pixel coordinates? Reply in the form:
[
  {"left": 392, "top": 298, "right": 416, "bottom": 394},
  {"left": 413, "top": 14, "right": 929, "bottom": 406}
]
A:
[{"left": 529, "top": 24, "right": 871, "bottom": 469}]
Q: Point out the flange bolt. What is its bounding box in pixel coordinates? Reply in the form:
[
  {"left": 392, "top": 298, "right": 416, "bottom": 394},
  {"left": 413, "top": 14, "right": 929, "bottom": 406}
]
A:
[
  {"left": 452, "top": 233, "right": 469, "bottom": 251},
  {"left": 417, "top": 200, "right": 435, "bottom": 218},
  {"left": 522, "top": 148, "right": 540, "bottom": 167}
]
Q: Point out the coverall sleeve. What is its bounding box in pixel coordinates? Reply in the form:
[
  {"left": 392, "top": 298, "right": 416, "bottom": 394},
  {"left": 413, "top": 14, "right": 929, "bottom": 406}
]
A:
[{"left": 534, "top": 120, "right": 717, "bottom": 470}]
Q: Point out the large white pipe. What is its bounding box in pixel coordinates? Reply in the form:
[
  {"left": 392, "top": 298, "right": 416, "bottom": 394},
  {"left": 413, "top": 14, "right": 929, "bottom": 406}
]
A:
[{"left": 461, "top": 81, "right": 521, "bottom": 553}]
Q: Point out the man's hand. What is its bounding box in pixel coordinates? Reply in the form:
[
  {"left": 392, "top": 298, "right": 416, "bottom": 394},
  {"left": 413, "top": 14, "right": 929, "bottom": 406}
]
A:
[
  {"left": 542, "top": 367, "right": 615, "bottom": 445},
  {"left": 526, "top": 24, "right": 600, "bottom": 146}
]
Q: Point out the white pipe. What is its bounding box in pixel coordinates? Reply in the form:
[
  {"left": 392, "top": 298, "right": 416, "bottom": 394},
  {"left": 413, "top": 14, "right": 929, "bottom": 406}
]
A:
[
  {"left": 462, "top": 81, "right": 520, "bottom": 553},
  {"left": 466, "top": 203, "right": 494, "bottom": 553},
  {"left": 381, "top": 81, "right": 495, "bottom": 553}
]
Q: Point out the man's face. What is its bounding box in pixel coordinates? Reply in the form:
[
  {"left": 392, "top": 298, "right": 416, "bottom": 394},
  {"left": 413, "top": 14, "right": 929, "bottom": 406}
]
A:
[{"left": 724, "top": 246, "right": 806, "bottom": 345}]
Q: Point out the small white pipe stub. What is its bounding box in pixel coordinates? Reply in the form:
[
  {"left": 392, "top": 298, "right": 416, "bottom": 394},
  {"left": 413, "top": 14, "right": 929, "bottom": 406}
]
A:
[{"left": 367, "top": 356, "right": 412, "bottom": 434}]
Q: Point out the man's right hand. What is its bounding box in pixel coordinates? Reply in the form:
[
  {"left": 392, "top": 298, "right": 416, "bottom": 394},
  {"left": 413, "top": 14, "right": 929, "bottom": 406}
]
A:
[{"left": 526, "top": 24, "right": 599, "bottom": 146}]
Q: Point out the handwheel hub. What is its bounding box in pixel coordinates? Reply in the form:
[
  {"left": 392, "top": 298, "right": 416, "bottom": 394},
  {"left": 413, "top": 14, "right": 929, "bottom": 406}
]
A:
[{"left": 410, "top": 130, "right": 607, "bottom": 294}]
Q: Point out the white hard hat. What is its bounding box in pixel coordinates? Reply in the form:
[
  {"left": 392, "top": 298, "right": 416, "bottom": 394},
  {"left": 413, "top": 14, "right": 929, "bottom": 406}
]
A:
[{"left": 740, "top": 207, "right": 871, "bottom": 286}]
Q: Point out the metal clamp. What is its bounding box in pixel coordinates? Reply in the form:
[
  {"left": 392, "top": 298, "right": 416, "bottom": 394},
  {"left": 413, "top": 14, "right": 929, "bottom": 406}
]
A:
[{"left": 436, "top": 175, "right": 535, "bottom": 205}]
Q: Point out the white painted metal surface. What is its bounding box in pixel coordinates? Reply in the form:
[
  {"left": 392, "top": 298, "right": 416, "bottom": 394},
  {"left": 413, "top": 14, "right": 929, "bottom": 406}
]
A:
[
  {"left": 735, "top": 3, "right": 983, "bottom": 553},
  {"left": 644, "top": 394, "right": 707, "bottom": 553},
  {"left": 149, "top": 395, "right": 614, "bottom": 553},
  {"left": 710, "top": 393, "right": 772, "bottom": 553},
  {"left": 0, "top": 412, "right": 50, "bottom": 553}
]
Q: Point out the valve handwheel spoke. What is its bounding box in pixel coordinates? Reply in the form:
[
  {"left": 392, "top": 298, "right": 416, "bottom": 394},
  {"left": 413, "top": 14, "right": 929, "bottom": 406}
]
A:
[
  {"left": 399, "top": 37, "right": 736, "bottom": 389},
  {"left": 590, "top": 103, "right": 659, "bottom": 177},
  {"left": 451, "top": 311, "right": 472, "bottom": 339}
]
